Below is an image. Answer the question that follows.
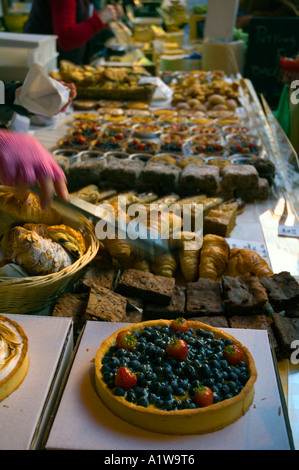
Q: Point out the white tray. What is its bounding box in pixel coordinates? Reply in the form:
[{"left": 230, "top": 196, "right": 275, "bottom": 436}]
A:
[{"left": 45, "top": 321, "right": 292, "bottom": 450}]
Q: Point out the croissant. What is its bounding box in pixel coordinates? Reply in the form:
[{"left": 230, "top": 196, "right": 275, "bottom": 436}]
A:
[
  {"left": 151, "top": 253, "right": 177, "bottom": 278},
  {"left": 126, "top": 255, "right": 151, "bottom": 272},
  {"left": 225, "top": 248, "right": 273, "bottom": 277},
  {"left": 0, "top": 190, "right": 61, "bottom": 225},
  {"left": 176, "top": 231, "right": 203, "bottom": 282},
  {"left": 11, "top": 227, "right": 72, "bottom": 275},
  {"left": 103, "top": 234, "right": 132, "bottom": 265},
  {"left": 199, "top": 234, "right": 230, "bottom": 281}
]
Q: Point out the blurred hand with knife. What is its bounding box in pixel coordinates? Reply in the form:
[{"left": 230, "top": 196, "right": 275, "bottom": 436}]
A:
[{"left": 0, "top": 130, "right": 69, "bottom": 210}]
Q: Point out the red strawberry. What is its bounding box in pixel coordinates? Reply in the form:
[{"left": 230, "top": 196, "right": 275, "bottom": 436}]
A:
[
  {"left": 114, "top": 367, "right": 137, "bottom": 390},
  {"left": 116, "top": 330, "right": 137, "bottom": 350},
  {"left": 170, "top": 317, "right": 189, "bottom": 333},
  {"left": 166, "top": 337, "right": 188, "bottom": 361},
  {"left": 193, "top": 385, "right": 213, "bottom": 407},
  {"left": 223, "top": 344, "right": 243, "bottom": 365}
]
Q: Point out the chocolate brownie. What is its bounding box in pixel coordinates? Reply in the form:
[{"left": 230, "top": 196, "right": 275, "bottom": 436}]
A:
[
  {"left": 221, "top": 164, "right": 259, "bottom": 191},
  {"left": 81, "top": 264, "right": 117, "bottom": 290},
  {"left": 85, "top": 285, "right": 127, "bottom": 322},
  {"left": 52, "top": 292, "right": 87, "bottom": 329},
  {"left": 116, "top": 268, "right": 175, "bottom": 304},
  {"left": 228, "top": 314, "right": 277, "bottom": 349},
  {"left": 101, "top": 157, "right": 144, "bottom": 189},
  {"left": 259, "top": 271, "right": 299, "bottom": 310},
  {"left": 139, "top": 161, "right": 181, "bottom": 194},
  {"left": 271, "top": 313, "right": 299, "bottom": 359},
  {"left": 235, "top": 177, "right": 270, "bottom": 202},
  {"left": 144, "top": 285, "right": 186, "bottom": 319},
  {"left": 67, "top": 159, "right": 107, "bottom": 192},
  {"left": 178, "top": 164, "right": 220, "bottom": 196},
  {"left": 188, "top": 316, "right": 229, "bottom": 328},
  {"left": 222, "top": 272, "right": 269, "bottom": 315},
  {"left": 186, "top": 278, "right": 224, "bottom": 316}
]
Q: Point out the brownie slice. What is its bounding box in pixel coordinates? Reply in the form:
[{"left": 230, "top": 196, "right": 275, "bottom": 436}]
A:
[
  {"left": 221, "top": 164, "right": 259, "bottom": 191},
  {"left": 52, "top": 292, "right": 87, "bottom": 329},
  {"left": 178, "top": 164, "right": 220, "bottom": 196},
  {"left": 186, "top": 279, "right": 224, "bottom": 316},
  {"left": 85, "top": 285, "right": 127, "bottom": 322},
  {"left": 222, "top": 272, "right": 269, "bottom": 315},
  {"left": 139, "top": 162, "right": 181, "bottom": 194},
  {"left": 116, "top": 268, "right": 175, "bottom": 304},
  {"left": 144, "top": 285, "right": 186, "bottom": 319},
  {"left": 229, "top": 314, "right": 277, "bottom": 349},
  {"left": 259, "top": 271, "right": 299, "bottom": 310},
  {"left": 271, "top": 313, "right": 299, "bottom": 359},
  {"left": 235, "top": 177, "right": 270, "bottom": 202},
  {"left": 101, "top": 157, "right": 144, "bottom": 190},
  {"left": 80, "top": 264, "right": 117, "bottom": 290},
  {"left": 67, "top": 159, "right": 107, "bottom": 192},
  {"left": 188, "top": 316, "right": 229, "bottom": 328}
]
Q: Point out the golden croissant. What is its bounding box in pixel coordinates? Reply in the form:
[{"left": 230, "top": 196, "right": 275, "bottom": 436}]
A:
[
  {"left": 177, "top": 231, "right": 203, "bottom": 282},
  {"left": 225, "top": 248, "right": 273, "bottom": 277},
  {"left": 11, "top": 226, "right": 72, "bottom": 275},
  {"left": 199, "top": 234, "right": 230, "bottom": 281},
  {"left": 151, "top": 253, "right": 177, "bottom": 278}
]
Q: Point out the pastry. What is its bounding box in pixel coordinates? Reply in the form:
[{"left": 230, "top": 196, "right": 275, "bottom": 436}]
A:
[
  {"left": 203, "top": 201, "right": 238, "bottom": 237},
  {"left": 94, "top": 319, "right": 257, "bottom": 434},
  {"left": 0, "top": 315, "right": 29, "bottom": 402},
  {"left": 199, "top": 234, "right": 230, "bottom": 281},
  {"left": 11, "top": 226, "right": 72, "bottom": 275},
  {"left": 46, "top": 224, "right": 86, "bottom": 258},
  {"left": 225, "top": 248, "right": 273, "bottom": 278},
  {"left": 0, "top": 190, "right": 61, "bottom": 225},
  {"left": 175, "top": 231, "right": 203, "bottom": 282}
]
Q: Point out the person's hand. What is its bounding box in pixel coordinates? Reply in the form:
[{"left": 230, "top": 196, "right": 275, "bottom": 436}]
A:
[
  {"left": 59, "top": 82, "right": 77, "bottom": 112},
  {"left": 97, "top": 3, "right": 124, "bottom": 25},
  {"left": 0, "top": 130, "right": 69, "bottom": 210},
  {"left": 236, "top": 14, "right": 253, "bottom": 30}
]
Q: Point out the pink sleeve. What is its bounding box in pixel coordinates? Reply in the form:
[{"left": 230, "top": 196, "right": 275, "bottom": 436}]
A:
[{"left": 47, "top": 0, "right": 106, "bottom": 51}]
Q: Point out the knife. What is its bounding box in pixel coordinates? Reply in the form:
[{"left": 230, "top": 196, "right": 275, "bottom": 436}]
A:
[{"left": 50, "top": 193, "right": 172, "bottom": 261}]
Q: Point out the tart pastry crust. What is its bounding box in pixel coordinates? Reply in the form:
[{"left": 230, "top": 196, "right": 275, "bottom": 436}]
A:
[
  {"left": 0, "top": 315, "right": 29, "bottom": 402},
  {"left": 95, "top": 319, "right": 257, "bottom": 435}
]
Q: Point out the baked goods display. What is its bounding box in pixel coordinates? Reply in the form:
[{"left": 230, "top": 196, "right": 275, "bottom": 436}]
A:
[
  {"left": 0, "top": 315, "right": 29, "bottom": 401},
  {"left": 94, "top": 319, "right": 257, "bottom": 434}
]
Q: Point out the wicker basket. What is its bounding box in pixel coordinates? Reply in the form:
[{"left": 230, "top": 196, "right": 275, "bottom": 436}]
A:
[
  {"left": 75, "top": 84, "right": 156, "bottom": 102},
  {"left": 0, "top": 191, "right": 100, "bottom": 314}
]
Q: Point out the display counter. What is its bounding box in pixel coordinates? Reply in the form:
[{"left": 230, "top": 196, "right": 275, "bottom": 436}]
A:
[{"left": 0, "top": 72, "right": 298, "bottom": 450}]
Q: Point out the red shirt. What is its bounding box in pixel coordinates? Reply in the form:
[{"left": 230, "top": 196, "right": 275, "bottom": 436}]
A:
[{"left": 47, "top": 0, "right": 106, "bottom": 51}]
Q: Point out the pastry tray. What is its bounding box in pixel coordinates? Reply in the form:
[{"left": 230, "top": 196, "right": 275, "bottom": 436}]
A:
[{"left": 45, "top": 321, "right": 293, "bottom": 450}]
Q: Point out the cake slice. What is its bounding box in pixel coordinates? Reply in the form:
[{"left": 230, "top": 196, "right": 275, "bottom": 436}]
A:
[
  {"left": 203, "top": 201, "right": 238, "bottom": 237},
  {"left": 144, "top": 285, "right": 186, "bottom": 319},
  {"left": 85, "top": 285, "right": 127, "bottom": 322},
  {"left": 222, "top": 272, "right": 269, "bottom": 315},
  {"left": 259, "top": 271, "right": 299, "bottom": 311},
  {"left": 186, "top": 278, "right": 224, "bottom": 316},
  {"left": 116, "top": 268, "right": 175, "bottom": 304}
]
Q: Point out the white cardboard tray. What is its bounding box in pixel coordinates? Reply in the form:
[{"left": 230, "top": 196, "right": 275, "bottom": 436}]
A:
[
  {"left": 46, "top": 321, "right": 292, "bottom": 450},
  {"left": 0, "top": 314, "right": 73, "bottom": 450}
]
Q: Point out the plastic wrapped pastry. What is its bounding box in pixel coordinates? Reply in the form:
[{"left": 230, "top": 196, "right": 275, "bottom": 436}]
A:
[
  {"left": 176, "top": 231, "right": 203, "bottom": 282},
  {"left": 199, "top": 234, "right": 230, "bottom": 281},
  {"left": 225, "top": 248, "right": 273, "bottom": 278},
  {"left": 11, "top": 227, "right": 72, "bottom": 275}
]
